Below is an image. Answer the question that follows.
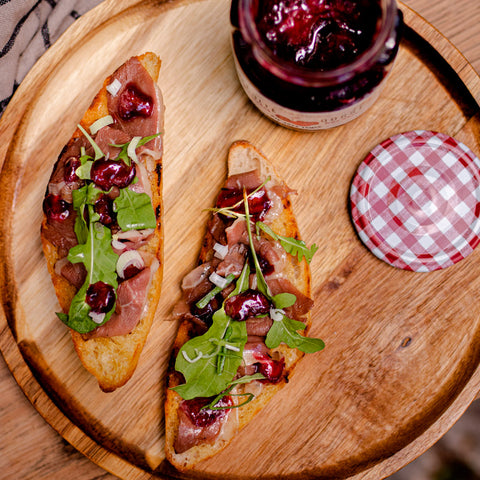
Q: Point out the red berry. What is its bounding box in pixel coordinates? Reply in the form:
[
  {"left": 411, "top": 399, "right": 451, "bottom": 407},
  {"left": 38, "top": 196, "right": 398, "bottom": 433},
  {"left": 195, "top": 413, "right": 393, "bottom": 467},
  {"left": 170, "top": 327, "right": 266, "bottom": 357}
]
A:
[
  {"left": 90, "top": 159, "right": 135, "bottom": 190},
  {"left": 224, "top": 289, "right": 271, "bottom": 321},
  {"left": 180, "top": 395, "right": 233, "bottom": 428},
  {"left": 254, "top": 354, "right": 285, "bottom": 383},
  {"left": 94, "top": 194, "right": 116, "bottom": 226},
  {"left": 85, "top": 281, "right": 115, "bottom": 314},
  {"left": 43, "top": 193, "right": 71, "bottom": 222},
  {"left": 216, "top": 187, "right": 271, "bottom": 220},
  {"left": 64, "top": 157, "right": 81, "bottom": 183},
  {"left": 118, "top": 83, "right": 153, "bottom": 120}
]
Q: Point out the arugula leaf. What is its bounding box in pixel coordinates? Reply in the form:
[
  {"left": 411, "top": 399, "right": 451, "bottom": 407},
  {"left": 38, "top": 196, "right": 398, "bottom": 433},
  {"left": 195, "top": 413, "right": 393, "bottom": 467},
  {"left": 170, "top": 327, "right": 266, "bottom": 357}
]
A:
[
  {"left": 75, "top": 160, "right": 93, "bottom": 180},
  {"left": 227, "top": 261, "right": 250, "bottom": 297},
  {"left": 265, "top": 313, "right": 325, "bottom": 353},
  {"left": 68, "top": 222, "right": 118, "bottom": 286},
  {"left": 63, "top": 222, "right": 119, "bottom": 333},
  {"left": 172, "top": 307, "right": 248, "bottom": 400},
  {"left": 244, "top": 190, "right": 271, "bottom": 299},
  {"left": 256, "top": 221, "right": 318, "bottom": 264},
  {"left": 77, "top": 124, "right": 104, "bottom": 160},
  {"left": 272, "top": 292, "right": 296, "bottom": 309},
  {"left": 114, "top": 188, "right": 156, "bottom": 231},
  {"left": 110, "top": 133, "right": 161, "bottom": 165},
  {"left": 203, "top": 373, "right": 266, "bottom": 410},
  {"left": 72, "top": 183, "right": 103, "bottom": 244}
]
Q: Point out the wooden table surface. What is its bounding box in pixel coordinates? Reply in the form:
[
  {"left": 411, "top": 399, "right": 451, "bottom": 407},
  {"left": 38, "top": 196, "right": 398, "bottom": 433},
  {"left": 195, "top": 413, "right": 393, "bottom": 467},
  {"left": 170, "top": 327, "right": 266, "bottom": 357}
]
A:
[{"left": 1, "top": 1, "right": 479, "bottom": 479}]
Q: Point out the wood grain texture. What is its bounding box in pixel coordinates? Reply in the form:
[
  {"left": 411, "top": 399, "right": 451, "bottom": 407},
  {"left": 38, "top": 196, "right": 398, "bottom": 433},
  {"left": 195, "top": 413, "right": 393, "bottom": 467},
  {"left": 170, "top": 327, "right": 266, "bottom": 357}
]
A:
[{"left": 0, "top": 0, "right": 480, "bottom": 479}]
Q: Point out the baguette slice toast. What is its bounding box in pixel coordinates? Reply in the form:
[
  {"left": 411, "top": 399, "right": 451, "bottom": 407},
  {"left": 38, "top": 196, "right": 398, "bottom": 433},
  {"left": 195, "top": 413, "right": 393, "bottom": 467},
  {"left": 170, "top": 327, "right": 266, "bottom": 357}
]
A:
[
  {"left": 41, "top": 53, "right": 164, "bottom": 392},
  {"left": 165, "top": 141, "right": 321, "bottom": 470}
]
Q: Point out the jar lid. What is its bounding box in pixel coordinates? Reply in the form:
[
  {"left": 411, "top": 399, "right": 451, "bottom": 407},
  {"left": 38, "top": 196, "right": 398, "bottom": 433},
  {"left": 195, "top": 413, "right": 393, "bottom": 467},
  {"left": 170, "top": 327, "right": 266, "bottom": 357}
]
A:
[{"left": 350, "top": 130, "right": 480, "bottom": 272}]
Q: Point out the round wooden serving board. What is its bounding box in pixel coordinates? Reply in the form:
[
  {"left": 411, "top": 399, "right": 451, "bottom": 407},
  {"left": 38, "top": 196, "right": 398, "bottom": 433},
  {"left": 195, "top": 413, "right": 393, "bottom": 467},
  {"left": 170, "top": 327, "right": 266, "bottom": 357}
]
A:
[{"left": 1, "top": 0, "right": 480, "bottom": 479}]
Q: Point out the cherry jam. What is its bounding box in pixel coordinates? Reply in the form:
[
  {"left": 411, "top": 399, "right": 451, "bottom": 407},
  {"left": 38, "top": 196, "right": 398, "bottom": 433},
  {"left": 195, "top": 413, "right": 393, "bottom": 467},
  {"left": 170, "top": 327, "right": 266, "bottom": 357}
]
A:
[
  {"left": 231, "top": 0, "right": 402, "bottom": 130},
  {"left": 43, "top": 193, "right": 71, "bottom": 222},
  {"left": 181, "top": 395, "right": 233, "bottom": 428},
  {"left": 64, "top": 157, "right": 81, "bottom": 183},
  {"left": 94, "top": 194, "right": 116, "bottom": 226},
  {"left": 224, "top": 289, "right": 271, "bottom": 321},
  {"left": 122, "top": 264, "right": 143, "bottom": 280},
  {"left": 256, "top": 0, "right": 380, "bottom": 71},
  {"left": 90, "top": 159, "right": 135, "bottom": 191},
  {"left": 254, "top": 353, "right": 285, "bottom": 383},
  {"left": 216, "top": 187, "right": 271, "bottom": 220},
  {"left": 191, "top": 294, "right": 222, "bottom": 326},
  {"left": 86, "top": 281, "right": 115, "bottom": 313},
  {"left": 118, "top": 84, "right": 153, "bottom": 121}
]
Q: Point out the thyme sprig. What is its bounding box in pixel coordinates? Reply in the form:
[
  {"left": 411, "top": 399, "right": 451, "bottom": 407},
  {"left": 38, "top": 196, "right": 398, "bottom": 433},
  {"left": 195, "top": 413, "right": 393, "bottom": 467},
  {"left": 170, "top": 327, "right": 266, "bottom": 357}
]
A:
[{"left": 206, "top": 176, "right": 271, "bottom": 219}]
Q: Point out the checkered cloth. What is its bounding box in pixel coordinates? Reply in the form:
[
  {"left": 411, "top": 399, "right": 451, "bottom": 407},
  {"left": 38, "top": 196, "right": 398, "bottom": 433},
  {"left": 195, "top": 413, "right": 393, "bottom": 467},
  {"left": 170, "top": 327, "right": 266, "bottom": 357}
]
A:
[
  {"left": 350, "top": 130, "right": 480, "bottom": 272},
  {"left": 0, "top": 0, "right": 102, "bottom": 118}
]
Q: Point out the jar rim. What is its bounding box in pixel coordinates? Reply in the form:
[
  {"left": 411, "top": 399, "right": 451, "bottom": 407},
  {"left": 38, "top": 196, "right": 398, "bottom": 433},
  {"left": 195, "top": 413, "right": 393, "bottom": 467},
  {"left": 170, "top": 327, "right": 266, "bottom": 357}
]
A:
[{"left": 238, "top": 0, "right": 399, "bottom": 87}]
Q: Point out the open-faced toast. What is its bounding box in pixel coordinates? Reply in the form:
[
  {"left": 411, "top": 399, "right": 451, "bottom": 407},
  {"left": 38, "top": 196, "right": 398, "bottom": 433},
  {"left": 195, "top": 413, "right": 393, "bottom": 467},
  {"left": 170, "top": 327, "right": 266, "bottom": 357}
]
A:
[
  {"left": 41, "top": 52, "right": 164, "bottom": 392},
  {"left": 165, "top": 140, "right": 323, "bottom": 470}
]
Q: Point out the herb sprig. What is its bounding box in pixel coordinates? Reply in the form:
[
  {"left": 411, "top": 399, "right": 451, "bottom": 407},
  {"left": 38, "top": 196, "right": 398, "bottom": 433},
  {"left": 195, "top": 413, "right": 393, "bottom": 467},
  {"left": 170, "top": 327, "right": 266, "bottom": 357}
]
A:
[
  {"left": 243, "top": 189, "right": 324, "bottom": 353},
  {"left": 256, "top": 221, "right": 318, "bottom": 264}
]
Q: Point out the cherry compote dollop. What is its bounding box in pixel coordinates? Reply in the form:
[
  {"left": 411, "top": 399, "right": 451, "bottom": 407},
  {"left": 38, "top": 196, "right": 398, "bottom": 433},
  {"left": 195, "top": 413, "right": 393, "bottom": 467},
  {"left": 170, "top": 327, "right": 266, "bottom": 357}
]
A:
[
  {"left": 118, "top": 83, "right": 153, "bottom": 121},
  {"left": 90, "top": 159, "right": 135, "bottom": 190},
  {"left": 181, "top": 395, "right": 234, "bottom": 428},
  {"left": 86, "top": 281, "right": 115, "bottom": 314},
  {"left": 216, "top": 187, "right": 271, "bottom": 220},
  {"left": 224, "top": 289, "right": 270, "bottom": 321},
  {"left": 64, "top": 157, "right": 81, "bottom": 183},
  {"left": 191, "top": 294, "right": 222, "bottom": 326},
  {"left": 94, "top": 194, "right": 116, "bottom": 227},
  {"left": 43, "top": 193, "right": 71, "bottom": 222},
  {"left": 254, "top": 353, "right": 285, "bottom": 383},
  {"left": 122, "top": 264, "right": 143, "bottom": 280},
  {"left": 257, "top": 253, "right": 274, "bottom": 276}
]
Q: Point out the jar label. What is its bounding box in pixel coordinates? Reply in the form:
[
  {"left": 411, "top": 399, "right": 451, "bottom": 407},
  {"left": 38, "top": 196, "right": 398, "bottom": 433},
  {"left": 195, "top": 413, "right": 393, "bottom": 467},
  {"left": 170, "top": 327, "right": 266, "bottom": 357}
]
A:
[{"left": 235, "top": 57, "right": 383, "bottom": 131}]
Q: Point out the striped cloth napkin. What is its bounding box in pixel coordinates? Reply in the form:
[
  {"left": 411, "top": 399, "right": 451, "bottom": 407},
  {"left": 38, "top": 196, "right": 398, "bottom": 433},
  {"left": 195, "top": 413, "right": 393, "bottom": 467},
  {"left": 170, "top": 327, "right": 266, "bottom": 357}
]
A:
[{"left": 0, "top": 0, "right": 102, "bottom": 118}]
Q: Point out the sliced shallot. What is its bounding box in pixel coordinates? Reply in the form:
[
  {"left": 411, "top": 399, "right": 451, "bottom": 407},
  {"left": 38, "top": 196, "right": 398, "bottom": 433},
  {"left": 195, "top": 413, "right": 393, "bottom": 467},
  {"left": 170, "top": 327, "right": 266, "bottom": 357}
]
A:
[{"left": 116, "top": 250, "right": 145, "bottom": 279}]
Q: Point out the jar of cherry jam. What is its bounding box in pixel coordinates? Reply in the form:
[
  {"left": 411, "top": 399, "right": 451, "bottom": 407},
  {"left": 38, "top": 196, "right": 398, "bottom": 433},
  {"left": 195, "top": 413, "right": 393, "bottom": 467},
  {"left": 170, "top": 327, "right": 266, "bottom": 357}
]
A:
[{"left": 231, "top": 0, "right": 403, "bottom": 130}]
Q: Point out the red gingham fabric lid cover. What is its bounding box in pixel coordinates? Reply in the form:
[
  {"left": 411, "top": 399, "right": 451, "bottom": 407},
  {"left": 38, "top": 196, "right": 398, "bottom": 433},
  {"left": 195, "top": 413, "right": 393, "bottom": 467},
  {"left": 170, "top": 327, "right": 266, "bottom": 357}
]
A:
[{"left": 350, "top": 130, "right": 480, "bottom": 272}]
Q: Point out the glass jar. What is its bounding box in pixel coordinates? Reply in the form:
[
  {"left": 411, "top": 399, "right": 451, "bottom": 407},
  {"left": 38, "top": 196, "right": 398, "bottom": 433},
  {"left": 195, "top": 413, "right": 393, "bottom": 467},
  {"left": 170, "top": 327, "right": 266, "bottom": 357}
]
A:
[{"left": 231, "top": 0, "right": 403, "bottom": 130}]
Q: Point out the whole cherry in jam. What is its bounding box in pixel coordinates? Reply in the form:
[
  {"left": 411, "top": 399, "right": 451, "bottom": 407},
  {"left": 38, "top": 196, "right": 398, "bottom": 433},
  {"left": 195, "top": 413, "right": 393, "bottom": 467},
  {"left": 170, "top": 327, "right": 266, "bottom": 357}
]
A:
[
  {"left": 255, "top": 0, "right": 381, "bottom": 71},
  {"left": 86, "top": 281, "right": 115, "bottom": 314},
  {"left": 64, "top": 157, "right": 81, "bottom": 183},
  {"left": 90, "top": 159, "right": 135, "bottom": 190},
  {"left": 216, "top": 187, "right": 271, "bottom": 220},
  {"left": 224, "top": 289, "right": 270, "bottom": 321},
  {"left": 118, "top": 83, "right": 153, "bottom": 120},
  {"left": 94, "top": 194, "right": 116, "bottom": 227},
  {"left": 257, "top": 253, "right": 274, "bottom": 276},
  {"left": 122, "top": 264, "right": 143, "bottom": 280},
  {"left": 180, "top": 395, "right": 233, "bottom": 428},
  {"left": 254, "top": 353, "right": 285, "bottom": 384},
  {"left": 191, "top": 294, "right": 222, "bottom": 326},
  {"left": 43, "top": 193, "right": 71, "bottom": 222}
]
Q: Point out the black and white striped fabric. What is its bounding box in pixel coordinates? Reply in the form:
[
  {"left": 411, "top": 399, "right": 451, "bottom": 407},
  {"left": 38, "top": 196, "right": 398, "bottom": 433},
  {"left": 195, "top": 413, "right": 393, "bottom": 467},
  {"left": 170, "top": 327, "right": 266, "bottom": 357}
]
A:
[{"left": 0, "top": 0, "right": 102, "bottom": 117}]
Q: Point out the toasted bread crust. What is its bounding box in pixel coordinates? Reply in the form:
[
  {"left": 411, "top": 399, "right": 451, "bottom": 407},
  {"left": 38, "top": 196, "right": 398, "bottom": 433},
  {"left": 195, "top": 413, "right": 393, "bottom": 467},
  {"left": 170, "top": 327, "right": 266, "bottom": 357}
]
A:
[
  {"left": 41, "top": 53, "right": 163, "bottom": 392},
  {"left": 165, "top": 141, "right": 312, "bottom": 470}
]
